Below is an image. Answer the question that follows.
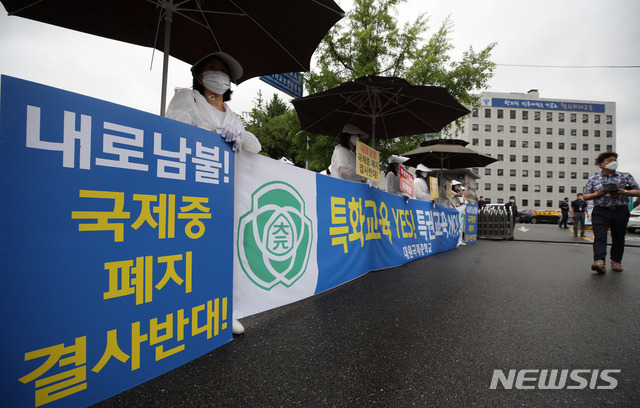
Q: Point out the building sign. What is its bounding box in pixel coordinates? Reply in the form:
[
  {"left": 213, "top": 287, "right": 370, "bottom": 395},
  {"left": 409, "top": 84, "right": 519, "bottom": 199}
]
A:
[
  {"left": 356, "top": 140, "right": 380, "bottom": 182},
  {"left": 482, "top": 97, "right": 605, "bottom": 113},
  {"left": 259, "top": 72, "right": 303, "bottom": 98}
]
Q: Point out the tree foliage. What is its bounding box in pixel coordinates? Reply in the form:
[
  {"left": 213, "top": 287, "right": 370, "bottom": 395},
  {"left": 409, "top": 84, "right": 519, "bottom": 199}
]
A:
[{"left": 249, "top": 0, "right": 496, "bottom": 171}]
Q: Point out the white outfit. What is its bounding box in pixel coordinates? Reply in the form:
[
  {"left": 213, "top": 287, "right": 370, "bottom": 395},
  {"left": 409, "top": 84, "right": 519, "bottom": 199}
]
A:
[
  {"left": 165, "top": 88, "right": 261, "bottom": 154},
  {"left": 386, "top": 171, "right": 401, "bottom": 195},
  {"left": 330, "top": 144, "right": 361, "bottom": 182},
  {"left": 414, "top": 177, "right": 432, "bottom": 201}
]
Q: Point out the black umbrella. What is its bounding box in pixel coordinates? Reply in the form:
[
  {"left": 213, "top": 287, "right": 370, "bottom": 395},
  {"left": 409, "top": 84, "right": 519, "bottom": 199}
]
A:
[
  {"left": 403, "top": 139, "right": 498, "bottom": 170},
  {"left": 2, "top": 0, "right": 344, "bottom": 115},
  {"left": 292, "top": 75, "right": 470, "bottom": 147}
]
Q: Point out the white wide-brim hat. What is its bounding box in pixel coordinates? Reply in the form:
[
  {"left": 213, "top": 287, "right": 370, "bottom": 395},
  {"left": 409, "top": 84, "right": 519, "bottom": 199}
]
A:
[
  {"left": 388, "top": 154, "right": 409, "bottom": 164},
  {"left": 416, "top": 164, "right": 431, "bottom": 172},
  {"left": 191, "top": 51, "right": 243, "bottom": 81},
  {"left": 341, "top": 124, "right": 369, "bottom": 139}
]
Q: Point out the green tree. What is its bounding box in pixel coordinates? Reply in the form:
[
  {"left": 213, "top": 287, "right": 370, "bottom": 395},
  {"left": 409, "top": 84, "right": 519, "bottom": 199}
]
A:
[{"left": 303, "top": 0, "right": 496, "bottom": 169}]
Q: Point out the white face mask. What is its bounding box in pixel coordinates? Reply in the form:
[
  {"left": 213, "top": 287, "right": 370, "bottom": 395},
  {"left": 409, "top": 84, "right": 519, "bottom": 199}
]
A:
[
  {"left": 201, "top": 70, "right": 231, "bottom": 95},
  {"left": 604, "top": 161, "right": 618, "bottom": 171},
  {"left": 509, "top": 200, "right": 515, "bottom": 203},
  {"left": 349, "top": 135, "right": 360, "bottom": 145}
]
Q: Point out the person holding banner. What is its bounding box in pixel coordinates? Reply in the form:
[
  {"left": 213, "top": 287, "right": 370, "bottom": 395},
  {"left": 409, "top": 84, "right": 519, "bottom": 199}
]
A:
[
  {"left": 165, "top": 52, "right": 261, "bottom": 154},
  {"left": 385, "top": 154, "right": 410, "bottom": 196},
  {"left": 330, "top": 124, "right": 368, "bottom": 182},
  {"left": 413, "top": 164, "right": 432, "bottom": 201}
]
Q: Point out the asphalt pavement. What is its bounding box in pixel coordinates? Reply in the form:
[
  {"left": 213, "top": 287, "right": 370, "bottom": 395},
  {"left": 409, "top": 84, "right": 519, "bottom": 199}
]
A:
[{"left": 93, "top": 225, "right": 640, "bottom": 408}]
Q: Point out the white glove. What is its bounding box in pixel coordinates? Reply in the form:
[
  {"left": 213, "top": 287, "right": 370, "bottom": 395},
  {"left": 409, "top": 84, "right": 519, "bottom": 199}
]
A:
[{"left": 216, "top": 125, "right": 244, "bottom": 152}]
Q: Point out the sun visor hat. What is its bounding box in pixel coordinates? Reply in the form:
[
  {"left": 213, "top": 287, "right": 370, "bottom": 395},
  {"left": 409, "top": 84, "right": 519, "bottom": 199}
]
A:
[
  {"left": 191, "top": 52, "right": 243, "bottom": 81},
  {"left": 341, "top": 124, "right": 369, "bottom": 139},
  {"left": 388, "top": 154, "right": 409, "bottom": 164},
  {"left": 451, "top": 180, "right": 462, "bottom": 185},
  {"left": 416, "top": 164, "right": 430, "bottom": 172}
]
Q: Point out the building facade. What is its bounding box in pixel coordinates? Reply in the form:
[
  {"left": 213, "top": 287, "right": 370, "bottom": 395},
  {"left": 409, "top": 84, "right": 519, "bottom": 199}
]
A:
[{"left": 448, "top": 90, "right": 616, "bottom": 209}]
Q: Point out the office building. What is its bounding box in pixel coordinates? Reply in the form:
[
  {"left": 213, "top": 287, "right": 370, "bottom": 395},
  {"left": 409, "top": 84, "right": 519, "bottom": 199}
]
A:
[{"left": 447, "top": 90, "right": 616, "bottom": 209}]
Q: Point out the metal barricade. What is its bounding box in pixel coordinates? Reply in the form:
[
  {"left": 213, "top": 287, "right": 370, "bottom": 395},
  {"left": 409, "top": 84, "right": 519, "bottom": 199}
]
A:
[{"left": 478, "top": 207, "right": 514, "bottom": 240}]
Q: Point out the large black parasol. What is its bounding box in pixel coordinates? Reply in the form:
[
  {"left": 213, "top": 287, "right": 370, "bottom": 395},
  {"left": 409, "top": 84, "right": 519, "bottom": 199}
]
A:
[
  {"left": 403, "top": 139, "right": 498, "bottom": 170},
  {"left": 1, "top": 0, "right": 344, "bottom": 115},
  {"left": 292, "top": 75, "right": 470, "bottom": 147}
]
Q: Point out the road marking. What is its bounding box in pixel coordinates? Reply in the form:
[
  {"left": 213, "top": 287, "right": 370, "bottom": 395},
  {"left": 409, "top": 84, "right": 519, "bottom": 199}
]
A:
[{"left": 518, "top": 226, "right": 530, "bottom": 232}]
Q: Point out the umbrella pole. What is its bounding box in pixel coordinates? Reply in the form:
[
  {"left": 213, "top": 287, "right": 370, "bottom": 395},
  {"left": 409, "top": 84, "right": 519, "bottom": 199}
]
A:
[
  {"left": 160, "top": 7, "right": 173, "bottom": 117},
  {"left": 371, "top": 116, "right": 376, "bottom": 149}
]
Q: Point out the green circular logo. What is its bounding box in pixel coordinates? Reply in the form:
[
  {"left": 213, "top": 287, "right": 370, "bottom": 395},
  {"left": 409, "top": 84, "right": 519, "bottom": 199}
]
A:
[{"left": 237, "top": 181, "right": 313, "bottom": 290}]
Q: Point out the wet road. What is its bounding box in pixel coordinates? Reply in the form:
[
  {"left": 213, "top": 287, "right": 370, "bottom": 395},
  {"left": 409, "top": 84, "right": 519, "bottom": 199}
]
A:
[{"left": 94, "top": 226, "right": 640, "bottom": 407}]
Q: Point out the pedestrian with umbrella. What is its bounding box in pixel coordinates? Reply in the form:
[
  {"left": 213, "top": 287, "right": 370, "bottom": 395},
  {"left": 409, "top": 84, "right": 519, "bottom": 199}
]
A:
[{"left": 165, "top": 52, "right": 261, "bottom": 153}]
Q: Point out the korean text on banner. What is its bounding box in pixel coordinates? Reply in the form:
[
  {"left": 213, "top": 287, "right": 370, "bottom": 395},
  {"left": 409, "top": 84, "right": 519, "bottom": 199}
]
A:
[
  {"left": 399, "top": 166, "right": 414, "bottom": 197},
  {"left": 0, "top": 75, "right": 233, "bottom": 408},
  {"left": 356, "top": 140, "right": 380, "bottom": 182}
]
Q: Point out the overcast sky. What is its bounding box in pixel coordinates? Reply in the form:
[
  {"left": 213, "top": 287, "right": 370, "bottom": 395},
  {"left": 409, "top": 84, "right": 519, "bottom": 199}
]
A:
[{"left": 1, "top": 0, "right": 639, "bottom": 177}]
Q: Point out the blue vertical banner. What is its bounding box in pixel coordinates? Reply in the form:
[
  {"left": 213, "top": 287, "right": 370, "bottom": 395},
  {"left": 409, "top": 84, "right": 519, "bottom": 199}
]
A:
[
  {"left": 464, "top": 204, "right": 479, "bottom": 244},
  {"left": 0, "top": 76, "right": 234, "bottom": 408}
]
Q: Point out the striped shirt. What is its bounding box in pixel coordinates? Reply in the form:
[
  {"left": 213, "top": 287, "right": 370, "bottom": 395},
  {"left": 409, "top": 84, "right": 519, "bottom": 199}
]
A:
[{"left": 584, "top": 171, "right": 639, "bottom": 207}]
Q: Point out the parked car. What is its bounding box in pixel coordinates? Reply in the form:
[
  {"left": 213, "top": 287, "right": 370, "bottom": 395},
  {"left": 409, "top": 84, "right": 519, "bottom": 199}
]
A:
[
  {"left": 518, "top": 209, "right": 561, "bottom": 224},
  {"left": 627, "top": 206, "right": 640, "bottom": 233}
]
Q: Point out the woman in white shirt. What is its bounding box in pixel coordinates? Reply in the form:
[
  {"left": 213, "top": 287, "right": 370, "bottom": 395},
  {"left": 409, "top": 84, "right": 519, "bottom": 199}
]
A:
[{"left": 413, "top": 164, "right": 432, "bottom": 201}]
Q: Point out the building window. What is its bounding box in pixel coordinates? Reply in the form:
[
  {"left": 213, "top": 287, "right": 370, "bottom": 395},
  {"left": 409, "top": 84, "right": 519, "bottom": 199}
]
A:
[
  {"left": 559, "top": 142, "right": 565, "bottom": 150},
  {"left": 497, "top": 199, "right": 504, "bottom": 204},
  {"left": 547, "top": 186, "right": 553, "bottom": 193},
  {"left": 547, "top": 128, "right": 553, "bottom": 135},
  {"left": 485, "top": 168, "right": 491, "bottom": 175},
  {"left": 522, "top": 155, "right": 529, "bottom": 163},
  {"left": 534, "top": 185, "right": 541, "bottom": 192},
  {"left": 523, "top": 111, "right": 529, "bottom": 120},
  {"left": 472, "top": 124, "right": 479, "bottom": 131},
  {"left": 472, "top": 138, "right": 479, "bottom": 145},
  {"left": 472, "top": 108, "right": 478, "bottom": 117},
  {"left": 510, "top": 140, "right": 516, "bottom": 148},
  {"left": 571, "top": 186, "right": 577, "bottom": 194},
  {"left": 606, "top": 130, "right": 612, "bottom": 138},
  {"left": 559, "top": 113, "right": 565, "bottom": 122},
  {"left": 485, "top": 124, "right": 491, "bottom": 131},
  {"left": 510, "top": 125, "right": 516, "bottom": 133},
  {"left": 534, "top": 127, "right": 541, "bottom": 134},
  {"left": 497, "top": 139, "right": 504, "bottom": 147},
  {"left": 522, "top": 170, "right": 529, "bottom": 177},
  {"left": 547, "top": 112, "right": 553, "bottom": 121},
  {"left": 583, "top": 114, "right": 588, "bottom": 123},
  {"left": 583, "top": 129, "right": 589, "bottom": 137},
  {"left": 559, "top": 157, "right": 565, "bottom": 164},
  {"left": 497, "top": 109, "right": 504, "bottom": 118},
  {"left": 606, "top": 115, "right": 613, "bottom": 124},
  {"left": 571, "top": 172, "right": 577, "bottom": 179},
  {"left": 583, "top": 172, "right": 589, "bottom": 180},
  {"left": 497, "top": 125, "right": 504, "bottom": 132},
  {"left": 583, "top": 158, "right": 589, "bottom": 165},
  {"left": 582, "top": 144, "right": 589, "bottom": 151},
  {"left": 497, "top": 183, "right": 503, "bottom": 191},
  {"left": 547, "top": 142, "right": 553, "bottom": 149},
  {"left": 559, "top": 186, "right": 565, "bottom": 193},
  {"left": 498, "top": 154, "right": 504, "bottom": 161},
  {"left": 535, "top": 170, "right": 541, "bottom": 178},
  {"left": 522, "top": 141, "right": 529, "bottom": 148},
  {"left": 534, "top": 141, "right": 541, "bottom": 149},
  {"left": 595, "top": 114, "right": 601, "bottom": 124},
  {"left": 547, "top": 171, "right": 553, "bottom": 178},
  {"left": 606, "top": 144, "right": 613, "bottom": 151},
  {"left": 510, "top": 110, "right": 516, "bottom": 119},
  {"left": 535, "top": 156, "right": 541, "bottom": 163},
  {"left": 485, "top": 108, "right": 491, "bottom": 118},
  {"left": 559, "top": 128, "right": 565, "bottom": 136},
  {"left": 534, "top": 111, "right": 541, "bottom": 121},
  {"left": 571, "top": 128, "right": 577, "bottom": 136},
  {"left": 485, "top": 139, "right": 492, "bottom": 146},
  {"left": 535, "top": 200, "right": 541, "bottom": 207},
  {"left": 547, "top": 156, "right": 553, "bottom": 164},
  {"left": 523, "top": 126, "right": 529, "bottom": 134},
  {"left": 510, "top": 184, "right": 517, "bottom": 191},
  {"left": 595, "top": 144, "right": 601, "bottom": 151},
  {"left": 510, "top": 169, "right": 516, "bottom": 177},
  {"left": 571, "top": 157, "right": 577, "bottom": 164},
  {"left": 522, "top": 199, "right": 529, "bottom": 206},
  {"left": 546, "top": 200, "right": 553, "bottom": 207},
  {"left": 571, "top": 143, "right": 577, "bottom": 150},
  {"left": 595, "top": 130, "right": 600, "bottom": 137},
  {"left": 571, "top": 113, "right": 577, "bottom": 123},
  {"left": 559, "top": 171, "right": 565, "bottom": 178},
  {"left": 485, "top": 183, "right": 491, "bottom": 190},
  {"left": 498, "top": 169, "right": 504, "bottom": 176},
  {"left": 522, "top": 185, "right": 529, "bottom": 192}
]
